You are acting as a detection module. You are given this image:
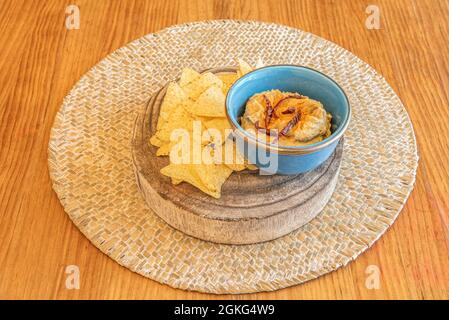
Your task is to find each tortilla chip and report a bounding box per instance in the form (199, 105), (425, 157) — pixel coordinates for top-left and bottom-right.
(246, 163), (259, 171)
(161, 162), (227, 198)
(152, 84), (190, 149)
(161, 163), (211, 194)
(171, 178), (183, 185)
(156, 82), (187, 130)
(194, 163), (233, 198)
(179, 68), (201, 87)
(203, 117), (233, 144)
(217, 72), (239, 94)
(183, 72), (223, 100)
(237, 59), (253, 77)
(188, 86), (226, 118)
(154, 105), (194, 143)
(225, 145), (246, 171)
(255, 57), (265, 69)
(150, 135), (163, 147)
(156, 143), (171, 156)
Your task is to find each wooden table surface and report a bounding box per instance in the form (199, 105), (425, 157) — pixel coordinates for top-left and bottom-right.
(1, 0), (448, 300)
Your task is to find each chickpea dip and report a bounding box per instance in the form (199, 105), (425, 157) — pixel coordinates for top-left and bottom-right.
(241, 90), (332, 146)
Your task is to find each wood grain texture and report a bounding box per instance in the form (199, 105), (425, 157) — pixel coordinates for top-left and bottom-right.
(0, 0), (448, 299)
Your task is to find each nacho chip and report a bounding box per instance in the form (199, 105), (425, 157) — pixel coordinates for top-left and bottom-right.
(161, 162), (226, 198)
(245, 163), (259, 171)
(149, 135), (163, 147)
(161, 163), (212, 195)
(217, 72), (239, 95)
(183, 72), (223, 101)
(226, 163), (247, 172)
(156, 82), (187, 130)
(154, 105), (194, 143)
(151, 84), (190, 150)
(255, 57), (265, 69)
(189, 86), (226, 118)
(224, 143), (247, 171)
(153, 107), (203, 158)
(203, 117), (233, 144)
(193, 163), (233, 198)
(156, 143), (171, 156)
(168, 118), (209, 164)
(237, 59), (253, 77)
(179, 68), (201, 87)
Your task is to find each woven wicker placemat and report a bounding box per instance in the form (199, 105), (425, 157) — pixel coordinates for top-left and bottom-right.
(48, 20), (418, 294)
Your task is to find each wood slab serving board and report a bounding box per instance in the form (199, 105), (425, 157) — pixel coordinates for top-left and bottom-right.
(132, 69), (343, 245)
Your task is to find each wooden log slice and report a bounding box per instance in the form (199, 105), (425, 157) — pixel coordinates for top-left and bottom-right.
(131, 68), (344, 245)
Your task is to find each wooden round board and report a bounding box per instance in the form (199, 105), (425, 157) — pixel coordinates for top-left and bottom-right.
(131, 68), (343, 245)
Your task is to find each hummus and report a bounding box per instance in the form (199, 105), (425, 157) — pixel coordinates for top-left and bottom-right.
(241, 90), (332, 146)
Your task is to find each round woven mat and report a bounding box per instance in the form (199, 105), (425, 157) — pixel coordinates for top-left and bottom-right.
(48, 20), (418, 294)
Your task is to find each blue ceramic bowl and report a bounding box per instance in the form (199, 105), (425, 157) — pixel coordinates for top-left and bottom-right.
(225, 65), (351, 174)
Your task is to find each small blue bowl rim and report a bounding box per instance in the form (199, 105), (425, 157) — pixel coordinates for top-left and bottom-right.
(225, 65), (351, 155)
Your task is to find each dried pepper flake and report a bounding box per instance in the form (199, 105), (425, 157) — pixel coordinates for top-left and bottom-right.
(280, 111), (301, 136)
